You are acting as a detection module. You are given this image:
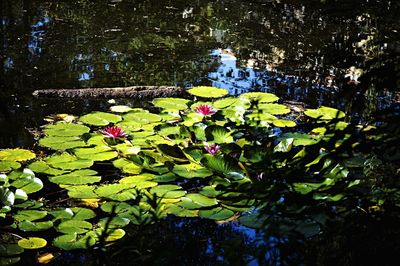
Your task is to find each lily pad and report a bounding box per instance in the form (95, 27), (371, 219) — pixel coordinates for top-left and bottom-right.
(0, 149), (36, 162)
(80, 112), (122, 126)
(166, 204), (199, 217)
(239, 92), (279, 103)
(152, 98), (190, 110)
(11, 176), (43, 194)
(205, 126), (234, 144)
(57, 220), (92, 234)
(46, 153), (94, 170)
(0, 244), (24, 256)
(272, 119), (296, 128)
(95, 184), (137, 201)
(124, 112), (161, 124)
(0, 161), (21, 171)
(187, 86), (228, 98)
(19, 220), (53, 231)
(172, 163), (213, 179)
(49, 170), (101, 185)
(39, 136), (86, 150)
(258, 103), (290, 114)
(74, 146), (118, 161)
(199, 207), (234, 220)
(18, 237), (47, 249)
(53, 233), (96, 250)
(281, 133), (321, 146)
(304, 106), (345, 120)
(149, 185), (186, 199)
(110, 105), (133, 113)
(14, 210), (47, 222)
(43, 123), (90, 137)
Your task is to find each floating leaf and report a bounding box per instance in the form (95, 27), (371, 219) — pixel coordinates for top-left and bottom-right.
(272, 119), (296, 128)
(39, 136), (86, 150)
(0, 244), (24, 256)
(258, 103), (290, 114)
(95, 184), (137, 201)
(199, 207), (234, 220)
(202, 154), (239, 174)
(0, 161), (21, 171)
(124, 112), (161, 124)
(213, 97), (249, 109)
(43, 123), (90, 137)
(281, 133), (321, 146)
(27, 161), (67, 175)
(149, 185), (186, 199)
(74, 146), (117, 161)
(97, 217), (130, 229)
(19, 220), (53, 231)
(103, 228), (126, 242)
(119, 175), (158, 189)
(240, 92), (279, 103)
(0, 149), (35, 162)
(53, 233), (96, 250)
(11, 176), (43, 194)
(304, 106), (345, 120)
(18, 237), (47, 249)
(172, 163), (213, 179)
(187, 86), (228, 98)
(185, 193), (218, 207)
(70, 207), (96, 220)
(205, 126), (234, 144)
(80, 112), (122, 126)
(274, 138), (294, 153)
(166, 204), (199, 217)
(57, 220), (92, 234)
(49, 170), (100, 185)
(152, 98), (190, 110)
(66, 185), (98, 199)
(114, 143), (140, 155)
(116, 121), (142, 132)
(46, 153), (93, 170)
(14, 210), (47, 222)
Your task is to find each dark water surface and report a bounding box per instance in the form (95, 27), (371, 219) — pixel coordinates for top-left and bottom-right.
(1, 0), (399, 265)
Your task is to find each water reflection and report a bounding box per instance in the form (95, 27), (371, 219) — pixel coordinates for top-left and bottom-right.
(0, 0), (398, 146)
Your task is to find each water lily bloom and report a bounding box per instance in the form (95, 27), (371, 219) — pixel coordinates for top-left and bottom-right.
(195, 104), (216, 116)
(101, 126), (128, 139)
(204, 143), (220, 155)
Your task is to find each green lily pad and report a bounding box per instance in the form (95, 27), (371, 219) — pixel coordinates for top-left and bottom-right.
(18, 237), (47, 249)
(80, 112), (122, 126)
(14, 210), (47, 222)
(205, 126), (234, 144)
(199, 207), (234, 220)
(115, 121), (142, 132)
(49, 170), (101, 185)
(97, 217), (130, 229)
(150, 185), (186, 199)
(119, 175), (158, 189)
(11, 176), (43, 194)
(272, 119), (296, 128)
(27, 161), (68, 175)
(103, 228), (126, 242)
(19, 220), (53, 231)
(185, 193), (218, 207)
(49, 208), (74, 220)
(187, 86), (228, 98)
(95, 184), (137, 201)
(152, 98), (190, 110)
(46, 153), (94, 170)
(258, 103), (290, 114)
(114, 143), (141, 155)
(43, 123), (90, 137)
(66, 185), (98, 199)
(70, 207), (97, 220)
(172, 163), (213, 179)
(39, 136), (86, 150)
(124, 112), (161, 124)
(113, 158), (143, 175)
(0, 244), (24, 256)
(0, 149), (36, 162)
(57, 220), (92, 234)
(74, 146), (118, 161)
(240, 92), (279, 103)
(53, 233), (96, 250)
(166, 204), (199, 217)
(304, 106), (345, 120)
(201, 154), (239, 174)
(0, 161), (21, 171)
(281, 133), (321, 146)
(213, 97), (248, 109)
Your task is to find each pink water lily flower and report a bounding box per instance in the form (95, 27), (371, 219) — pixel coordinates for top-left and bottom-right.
(101, 126), (128, 139)
(204, 143), (220, 156)
(195, 104), (216, 116)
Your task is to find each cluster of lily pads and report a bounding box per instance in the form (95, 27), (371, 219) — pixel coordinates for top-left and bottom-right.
(0, 86), (354, 264)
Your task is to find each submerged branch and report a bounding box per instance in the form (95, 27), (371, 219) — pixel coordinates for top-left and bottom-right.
(32, 86), (186, 99)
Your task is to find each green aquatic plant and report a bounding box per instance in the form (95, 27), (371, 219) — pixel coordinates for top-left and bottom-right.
(2, 86), (394, 265)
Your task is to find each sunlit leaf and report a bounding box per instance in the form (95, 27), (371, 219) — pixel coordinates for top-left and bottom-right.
(0, 149), (36, 162)
(152, 98), (190, 110)
(53, 233), (96, 250)
(187, 86), (228, 98)
(18, 237), (47, 249)
(49, 170), (100, 185)
(39, 136), (86, 150)
(80, 112), (122, 126)
(19, 220), (53, 231)
(239, 92), (279, 103)
(304, 106), (345, 120)
(172, 163), (213, 179)
(43, 123), (90, 137)
(46, 153), (93, 170)
(57, 220), (92, 234)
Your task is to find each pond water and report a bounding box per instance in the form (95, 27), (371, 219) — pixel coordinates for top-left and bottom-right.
(1, 0), (399, 265)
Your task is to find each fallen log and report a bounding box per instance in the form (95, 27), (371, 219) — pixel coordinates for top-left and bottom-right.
(32, 86), (186, 99)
